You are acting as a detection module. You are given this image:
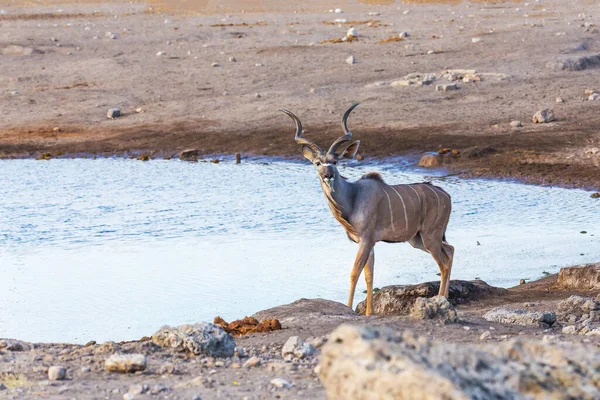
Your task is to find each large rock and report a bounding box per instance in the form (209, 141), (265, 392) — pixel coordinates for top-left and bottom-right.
(152, 322), (235, 357)
(253, 298), (355, 322)
(0, 339), (31, 351)
(417, 152), (442, 167)
(411, 296), (458, 323)
(319, 324), (600, 400)
(532, 109), (555, 123)
(105, 354), (147, 373)
(558, 295), (600, 314)
(179, 149), (199, 161)
(555, 263), (600, 290)
(356, 280), (505, 315)
(483, 308), (556, 327)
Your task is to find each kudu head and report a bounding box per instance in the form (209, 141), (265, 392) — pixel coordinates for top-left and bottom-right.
(280, 103), (361, 192)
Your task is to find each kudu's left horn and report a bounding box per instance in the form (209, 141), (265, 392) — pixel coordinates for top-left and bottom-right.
(327, 103), (360, 156)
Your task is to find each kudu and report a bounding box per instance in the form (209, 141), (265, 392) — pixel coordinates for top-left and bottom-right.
(280, 104), (454, 316)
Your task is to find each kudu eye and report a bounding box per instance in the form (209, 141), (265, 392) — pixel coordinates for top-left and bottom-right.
(315, 161), (321, 166)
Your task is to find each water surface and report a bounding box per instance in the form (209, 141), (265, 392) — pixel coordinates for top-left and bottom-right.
(1, 159), (598, 343)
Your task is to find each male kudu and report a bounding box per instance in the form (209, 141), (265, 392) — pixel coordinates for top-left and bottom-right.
(280, 104), (454, 316)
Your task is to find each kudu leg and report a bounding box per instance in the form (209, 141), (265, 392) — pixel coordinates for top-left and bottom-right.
(423, 236), (453, 298)
(363, 250), (375, 316)
(347, 241), (374, 312)
(441, 243), (454, 297)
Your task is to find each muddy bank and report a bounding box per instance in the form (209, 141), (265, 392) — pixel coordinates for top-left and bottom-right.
(1, 263), (600, 399)
(1, 0), (600, 188)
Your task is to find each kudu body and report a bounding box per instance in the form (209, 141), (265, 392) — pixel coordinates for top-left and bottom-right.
(280, 104), (454, 316)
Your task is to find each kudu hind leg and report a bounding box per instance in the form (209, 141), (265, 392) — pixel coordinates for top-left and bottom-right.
(423, 234), (452, 298)
(347, 241), (374, 312)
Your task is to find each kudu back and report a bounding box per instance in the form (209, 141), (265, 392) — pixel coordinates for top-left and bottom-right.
(280, 104), (454, 316)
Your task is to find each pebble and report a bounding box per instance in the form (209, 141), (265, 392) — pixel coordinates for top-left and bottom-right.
(255, 93), (261, 98)
(510, 120), (523, 128)
(151, 384), (169, 395)
(591, 193), (600, 199)
(10, 90), (19, 95)
(347, 27), (358, 38)
(211, 62), (220, 67)
(81, 367), (91, 373)
(53, 127), (61, 132)
(156, 51), (165, 56)
(556, 97), (564, 103)
(48, 366), (67, 381)
(123, 394), (135, 400)
(589, 93), (599, 101)
(427, 50), (434, 55)
(480, 331), (492, 341)
(135, 108), (143, 113)
(192, 396), (202, 400)
(346, 55), (356, 65)
(0, 383), (5, 390)
(335, 8), (343, 14)
(128, 384), (149, 395)
(107, 108), (121, 119)
(229, 57), (237, 62)
(270, 378), (292, 389)
(471, 37), (483, 43)
(435, 83), (458, 92)
(282, 336), (302, 357)
(399, 31), (409, 38)
(243, 356), (261, 368)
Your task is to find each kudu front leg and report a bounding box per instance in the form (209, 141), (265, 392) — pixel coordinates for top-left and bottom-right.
(347, 241), (375, 312)
(363, 250), (375, 316)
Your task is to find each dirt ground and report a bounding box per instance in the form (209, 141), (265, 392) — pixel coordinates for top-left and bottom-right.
(1, 0), (600, 188)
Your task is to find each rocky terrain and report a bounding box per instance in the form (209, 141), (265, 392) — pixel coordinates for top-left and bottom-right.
(1, 0), (600, 189)
(1, 263), (600, 399)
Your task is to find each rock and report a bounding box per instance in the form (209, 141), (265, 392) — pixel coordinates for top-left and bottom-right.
(435, 83), (458, 92)
(555, 263), (600, 290)
(105, 354), (147, 373)
(2, 45), (41, 56)
(229, 57), (236, 62)
(107, 108), (121, 119)
(460, 146), (496, 159)
(294, 343), (318, 359)
(510, 120), (523, 128)
(81, 366), (91, 373)
(347, 27), (358, 38)
(150, 384), (169, 394)
(556, 97), (564, 103)
(471, 37), (483, 43)
(548, 54), (600, 71)
(346, 55), (355, 65)
(356, 280), (505, 315)
(417, 152), (442, 167)
(0, 383), (5, 390)
(558, 295), (600, 313)
(562, 325), (578, 335)
(48, 366), (67, 381)
(243, 356), (261, 368)
(591, 192), (600, 199)
(399, 31), (409, 38)
(532, 109), (555, 123)
(270, 378), (292, 389)
(483, 308), (556, 327)
(319, 324), (600, 400)
(156, 51), (166, 56)
(281, 336), (303, 357)
(211, 62), (219, 67)
(411, 296), (458, 323)
(0, 339), (31, 351)
(152, 322), (235, 357)
(128, 384), (149, 395)
(479, 331), (491, 340)
(253, 298), (355, 324)
(589, 93), (599, 101)
(214, 316), (282, 336)
(123, 394), (135, 400)
(179, 148), (199, 161)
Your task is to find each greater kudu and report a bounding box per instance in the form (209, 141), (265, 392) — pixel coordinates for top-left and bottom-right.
(280, 104), (454, 316)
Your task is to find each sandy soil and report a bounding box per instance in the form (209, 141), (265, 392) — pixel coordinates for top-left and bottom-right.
(1, 0), (600, 188)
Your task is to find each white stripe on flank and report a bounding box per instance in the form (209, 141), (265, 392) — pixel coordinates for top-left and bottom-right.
(408, 184), (421, 204)
(422, 184), (440, 220)
(381, 187), (395, 233)
(390, 186), (409, 231)
(410, 184), (426, 217)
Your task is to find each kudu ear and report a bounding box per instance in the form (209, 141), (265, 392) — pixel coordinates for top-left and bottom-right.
(301, 145), (318, 162)
(340, 140), (360, 159)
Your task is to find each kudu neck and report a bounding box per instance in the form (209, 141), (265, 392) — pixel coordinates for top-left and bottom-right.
(321, 170), (353, 208)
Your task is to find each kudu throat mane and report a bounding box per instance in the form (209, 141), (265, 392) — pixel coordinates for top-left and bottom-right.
(323, 187), (357, 237)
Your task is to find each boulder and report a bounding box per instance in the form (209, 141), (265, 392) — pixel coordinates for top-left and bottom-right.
(107, 108), (121, 119)
(152, 322), (235, 357)
(558, 295), (600, 313)
(417, 152), (442, 167)
(105, 354), (147, 373)
(411, 296), (458, 323)
(179, 149), (199, 161)
(48, 366), (67, 381)
(356, 280), (506, 315)
(252, 298), (355, 322)
(319, 325), (600, 400)
(0, 339), (31, 351)
(483, 308), (556, 327)
(532, 109), (555, 123)
(555, 263), (600, 290)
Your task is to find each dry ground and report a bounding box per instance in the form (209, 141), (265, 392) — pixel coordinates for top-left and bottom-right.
(1, 0), (600, 187)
